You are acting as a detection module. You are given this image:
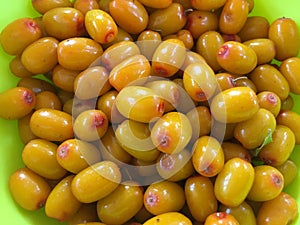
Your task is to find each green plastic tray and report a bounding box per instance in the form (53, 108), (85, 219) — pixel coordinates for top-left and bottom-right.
(0, 1), (299, 224)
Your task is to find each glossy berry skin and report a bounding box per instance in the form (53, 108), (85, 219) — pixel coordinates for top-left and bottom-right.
(204, 212), (240, 225)
(192, 136), (224, 177)
(30, 108), (74, 142)
(214, 157), (254, 207)
(233, 108), (276, 149)
(143, 212), (192, 225)
(152, 39), (186, 77)
(0, 87), (36, 120)
(9, 167), (51, 211)
(216, 41), (257, 75)
(57, 37), (103, 71)
(219, 201), (256, 225)
(185, 175), (218, 222)
(144, 181), (185, 215)
(56, 138), (101, 174)
(258, 125), (296, 166)
(268, 17), (300, 61)
(109, 0), (148, 34)
(183, 61), (218, 102)
(43, 7), (86, 40)
(0, 18), (42, 55)
(71, 161), (121, 203)
(210, 87), (259, 123)
(45, 175), (82, 222)
(115, 86), (165, 123)
(73, 109), (109, 142)
(247, 165), (284, 202)
(85, 9), (118, 44)
(257, 192), (298, 225)
(22, 139), (67, 179)
(97, 181), (144, 225)
(151, 112), (192, 154)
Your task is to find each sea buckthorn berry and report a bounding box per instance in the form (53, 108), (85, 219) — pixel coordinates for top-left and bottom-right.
(57, 37), (103, 71)
(100, 125), (132, 164)
(109, 0), (148, 34)
(219, 0), (249, 34)
(31, 0), (73, 14)
(43, 7), (86, 40)
(30, 108), (74, 142)
(185, 10), (219, 39)
(233, 108), (276, 150)
(138, 0), (172, 9)
(52, 65), (80, 93)
(0, 18), (42, 55)
(144, 181), (185, 215)
(73, 109), (109, 142)
(73, 0), (100, 15)
(183, 61), (218, 102)
(0, 87), (36, 120)
(214, 73), (236, 91)
(151, 112), (192, 154)
(204, 212), (240, 225)
(249, 64), (290, 101)
(145, 80), (181, 113)
(17, 77), (56, 94)
(185, 175), (218, 222)
(221, 142), (251, 162)
(210, 87), (259, 123)
(186, 106), (212, 143)
(268, 17), (300, 61)
(96, 90), (126, 124)
(143, 212), (192, 225)
(243, 38), (276, 65)
(238, 16), (270, 42)
(190, 0), (226, 11)
(216, 41), (257, 75)
(109, 54), (151, 91)
(280, 57), (300, 94)
(45, 175), (82, 221)
(147, 3), (187, 37)
(115, 119), (160, 162)
(101, 40), (141, 71)
(66, 203), (99, 225)
(56, 138), (101, 174)
(137, 30), (162, 60)
(85, 9), (118, 44)
(275, 160), (298, 187)
(9, 167), (51, 211)
(71, 161), (121, 203)
(18, 112), (38, 144)
(35, 91), (62, 110)
(233, 76), (257, 93)
(97, 181), (144, 225)
(152, 39), (186, 77)
(258, 125), (296, 166)
(257, 91), (281, 117)
(276, 110), (300, 144)
(196, 31), (224, 72)
(247, 165), (284, 202)
(257, 192), (298, 225)
(74, 66), (111, 100)
(192, 136), (224, 177)
(22, 139), (67, 179)
(115, 86), (165, 123)
(156, 149), (194, 182)
(219, 202), (256, 225)
(214, 158), (254, 207)
(9, 55), (33, 78)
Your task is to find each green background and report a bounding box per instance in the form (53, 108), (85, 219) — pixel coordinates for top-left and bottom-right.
(0, 0), (299, 224)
